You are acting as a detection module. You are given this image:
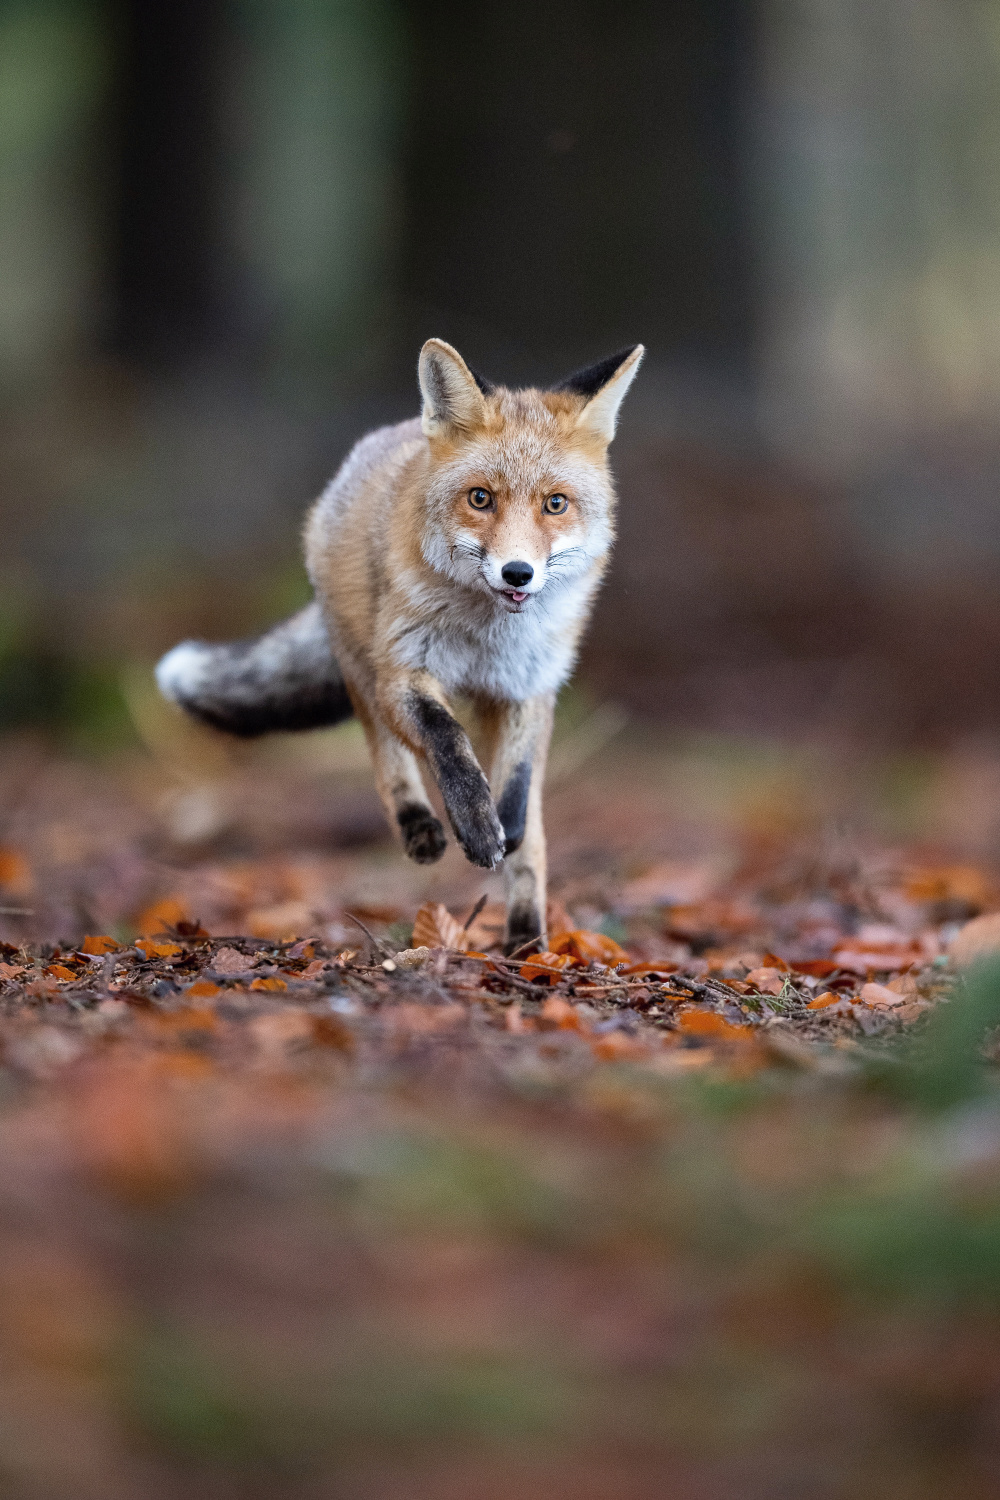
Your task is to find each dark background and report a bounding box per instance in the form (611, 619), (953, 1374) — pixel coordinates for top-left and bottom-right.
(2, 0), (999, 745)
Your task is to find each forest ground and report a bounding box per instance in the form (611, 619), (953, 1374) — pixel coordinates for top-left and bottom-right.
(2, 702), (1000, 1498)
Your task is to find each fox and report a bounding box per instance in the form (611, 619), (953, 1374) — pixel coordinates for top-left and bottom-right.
(156, 338), (644, 953)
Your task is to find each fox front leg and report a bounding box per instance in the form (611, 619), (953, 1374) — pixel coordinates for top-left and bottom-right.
(350, 694), (448, 864)
(381, 671), (506, 870)
(481, 694), (554, 954)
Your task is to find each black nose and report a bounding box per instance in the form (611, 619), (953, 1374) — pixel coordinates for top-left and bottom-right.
(501, 561), (534, 588)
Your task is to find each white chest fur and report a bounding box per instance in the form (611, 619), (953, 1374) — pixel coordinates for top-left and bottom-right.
(389, 577), (588, 702)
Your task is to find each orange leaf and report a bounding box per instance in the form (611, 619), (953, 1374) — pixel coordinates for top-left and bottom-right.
(185, 979), (221, 998)
(82, 934), (118, 956)
(591, 1031), (651, 1061)
(621, 961), (678, 977)
(135, 897), (187, 936)
(0, 848), (31, 893)
(549, 929), (629, 966)
(860, 981), (904, 1009)
(676, 1009), (753, 1040)
(520, 951), (575, 982)
(540, 995), (587, 1031)
(45, 964), (78, 981)
(806, 991), (840, 1009)
(411, 902), (468, 951)
(761, 951), (791, 972)
(135, 937), (182, 960)
(250, 976), (287, 992)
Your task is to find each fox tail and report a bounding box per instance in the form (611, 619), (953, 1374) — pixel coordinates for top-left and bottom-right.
(155, 600), (353, 738)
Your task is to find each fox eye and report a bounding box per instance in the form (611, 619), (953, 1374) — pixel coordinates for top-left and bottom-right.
(468, 487), (492, 510)
(543, 493), (569, 515)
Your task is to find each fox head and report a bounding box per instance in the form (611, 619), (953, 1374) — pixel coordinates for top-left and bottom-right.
(417, 338), (643, 613)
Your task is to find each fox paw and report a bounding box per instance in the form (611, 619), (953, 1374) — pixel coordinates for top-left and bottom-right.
(397, 804), (447, 864)
(453, 803), (506, 871)
(504, 902), (542, 955)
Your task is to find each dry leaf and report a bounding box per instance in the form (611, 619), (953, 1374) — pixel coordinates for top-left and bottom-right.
(250, 976), (287, 992)
(0, 848), (32, 894)
(135, 938), (182, 960)
(859, 982), (905, 1009)
(82, 935), (118, 956)
(44, 964), (78, 981)
(185, 979), (221, 998)
(411, 902), (468, 951)
(135, 897), (187, 936)
(676, 1009), (753, 1040)
(520, 951), (575, 982)
(745, 966), (786, 996)
(806, 991), (839, 1010)
(0, 962), (24, 981)
(211, 947), (257, 974)
(549, 930), (628, 965)
(539, 996), (587, 1031)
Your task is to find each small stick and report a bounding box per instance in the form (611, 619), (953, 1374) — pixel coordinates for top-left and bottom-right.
(0, 908), (34, 917)
(344, 911), (392, 958)
(462, 893), (488, 933)
(505, 935), (544, 960)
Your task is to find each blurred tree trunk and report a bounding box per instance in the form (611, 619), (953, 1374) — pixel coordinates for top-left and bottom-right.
(397, 0), (754, 377)
(108, 0), (226, 361)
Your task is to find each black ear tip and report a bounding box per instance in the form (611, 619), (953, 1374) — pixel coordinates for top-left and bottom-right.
(553, 345), (643, 399)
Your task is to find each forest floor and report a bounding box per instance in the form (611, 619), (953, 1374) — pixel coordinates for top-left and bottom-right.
(2, 707), (1000, 1498)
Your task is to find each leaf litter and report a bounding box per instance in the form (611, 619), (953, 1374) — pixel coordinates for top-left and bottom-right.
(0, 738), (1000, 1496)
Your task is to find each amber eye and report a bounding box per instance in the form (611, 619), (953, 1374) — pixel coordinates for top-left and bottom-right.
(468, 487), (492, 510)
(543, 493), (569, 515)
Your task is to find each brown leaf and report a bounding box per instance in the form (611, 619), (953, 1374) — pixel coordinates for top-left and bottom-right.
(135, 938), (182, 960)
(0, 962), (24, 981)
(211, 946), (257, 974)
(745, 966), (786, 996)
(859, 982), (904, 1009)
(135, 897), (187, 936)
(411, 902), (468, 951)
(250, 976), (287, 992)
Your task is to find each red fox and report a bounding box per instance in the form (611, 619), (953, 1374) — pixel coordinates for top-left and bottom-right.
(156, 339), (644, 952)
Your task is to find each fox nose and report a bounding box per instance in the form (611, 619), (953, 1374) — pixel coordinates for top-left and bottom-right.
(501, 561), (534, 588)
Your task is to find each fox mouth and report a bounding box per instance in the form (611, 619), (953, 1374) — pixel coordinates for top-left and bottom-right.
(492, 585), (531, 612)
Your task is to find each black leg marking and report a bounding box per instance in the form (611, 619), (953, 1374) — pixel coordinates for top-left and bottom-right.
(496, 759), (531, 855)
(397, 802), (447, 865)
(504, 901), (542, 956)
(409, 694), (505, 869)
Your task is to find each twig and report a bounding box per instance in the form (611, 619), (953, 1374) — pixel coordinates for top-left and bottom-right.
(462, 893), (488, 932)
(343, 911), (393, 958)
(0, 907), (34, 917)
(505, 935), (544, 960)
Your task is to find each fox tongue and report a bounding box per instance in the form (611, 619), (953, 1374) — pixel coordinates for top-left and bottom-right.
(510, 591), (528, 603)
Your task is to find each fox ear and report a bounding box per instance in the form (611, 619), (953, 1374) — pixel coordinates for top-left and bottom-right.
(418, 339), (487, 438)
(555, 344), (645, 443)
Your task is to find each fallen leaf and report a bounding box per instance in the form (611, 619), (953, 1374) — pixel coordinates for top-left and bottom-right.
(211, 947), (257, 974)
(82, 934), (118, 956)
(549, 930), (629, 965)
(0, 848), (32, 894)
(44, 964), (78, 981)
(135, 897), (188, 936)
(859, 982), (904, 1009)
(676, 1009), (753, 1040)
(620, 961), (678, 977)
(794, 959), (840, 978)
(0, 962), (25, 981)
(135, 938), (182, 960)
(540, 996), (587, 1031)
(745, 967), (786, 996)
(807, 991), (839, 1009)
(392, 947), (433, 970)
(411, 902), (468, 951)
(520, 951), (576, 982)
(591, 1031), (651, 1061)
(185, 979), (221, 998)
(250, 976), (287, 992)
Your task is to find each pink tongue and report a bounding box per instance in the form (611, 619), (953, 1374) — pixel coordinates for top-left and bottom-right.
(510, 591), (528, 603)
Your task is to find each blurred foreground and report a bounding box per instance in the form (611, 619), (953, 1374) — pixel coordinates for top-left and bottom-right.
(2, 720), (1000, 1496)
